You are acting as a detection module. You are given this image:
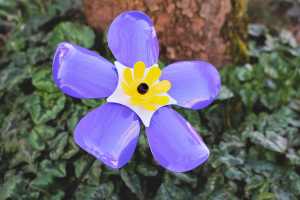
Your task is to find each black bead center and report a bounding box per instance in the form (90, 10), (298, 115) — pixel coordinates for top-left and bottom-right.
(137, 83), (149, 94)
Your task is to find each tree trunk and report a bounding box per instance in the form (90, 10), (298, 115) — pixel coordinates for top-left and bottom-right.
(83, 0), (249, 68)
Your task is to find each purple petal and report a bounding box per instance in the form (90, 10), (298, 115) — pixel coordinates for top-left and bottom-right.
(161, 61), (221, 110)
(74, 103), (141, 169)
(52, 42), (118, 99)
(146, 106), (209, 172)
(107, 11), (159, 68)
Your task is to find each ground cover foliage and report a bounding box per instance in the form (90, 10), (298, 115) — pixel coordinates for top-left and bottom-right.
(0, 1), (300, 200)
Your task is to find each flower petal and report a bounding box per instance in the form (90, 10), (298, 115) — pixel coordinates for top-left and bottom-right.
(150, 96), (169, 105)
(74, 103), (141, 169)
(153, 80), (171, 94)
(160, 61), (221, 110)
(146, 106), (209, 172)
(53, 42), (118, 99)
(107, 11), (159, 68)
(123, 68), (133, 86)
(134, 61), (146, 79)
(144, 67), (161, 85)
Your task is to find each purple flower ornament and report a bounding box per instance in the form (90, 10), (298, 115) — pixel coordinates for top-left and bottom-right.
(52, 11), (221, 172)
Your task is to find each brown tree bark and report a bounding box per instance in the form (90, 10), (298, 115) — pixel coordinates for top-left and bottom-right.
(83, 0), (249, 68)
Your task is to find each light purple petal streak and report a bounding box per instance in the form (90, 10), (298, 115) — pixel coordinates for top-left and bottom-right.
(146, 106), (209, 172)
(160, 61), (221, 110)
(74, 103), (141, 169)
(52, 42), (118, 99)
(107, 11), (159, 68)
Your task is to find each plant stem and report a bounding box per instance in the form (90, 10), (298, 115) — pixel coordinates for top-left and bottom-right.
(67, 156), (96, 199)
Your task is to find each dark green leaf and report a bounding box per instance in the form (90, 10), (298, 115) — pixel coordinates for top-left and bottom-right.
(172, 172), (197, 187)
(27, 47), (50, 65)
(120, 169), (143, 198)
(217, 86), (234, 100)
(29, 174), (54, 195)
(0, 175), (29, 200)
(61, 137), (79, 159)
(81, 98), (105, 108)
(155, 183), (187, 200)
(255, 192), (277, 200)
(225, 167), (246, 180)
(246, 131), (287, 153)
(136, 162), (158, 177)
(290, 179), (300, 196)
(32, 67), (60, 93)
(47, 22), (95, 52)
(75, 159), (102, 185)
(19, 139), (40, 164)
(38, 160), (66, 177)
(27, 93), (66, 124)
(75, 182), (114, 200)
(271, 185), (297, 200)
(67, 105), (87, 133)
(236, 66), (253, 81)
(47, 132), (68, 160)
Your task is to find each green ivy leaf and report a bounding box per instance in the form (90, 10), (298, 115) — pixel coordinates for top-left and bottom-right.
(61, 137), (79, 159)
(236, 66), (253, 81)
(244, 175), (267, 196)
(32, 67), (60, 93)
(172, 172), (197, 188)
(260, 92), (281, 110)
(67, 105), (87, 133)
(38, 160), (66, 178)
(75, 182), (114, 200)
(19, 139), (40, 164)
(136, 162), (158, 177)
(29, 174), (54, 195)
(120, 169), (143, 198)
(288, 118), (300, 127)
(81, 98), (105, 108)
(248, 24), (266, 37)
(1, 113), (21, 139)
(27, 93), (66, 124)
(28, 124), (56, 151)
(290, 179), (300, 196)
(75, 159), (102, 186)
(217, 86), (234, 100)
(47, 132), (68, 160)
(286, 154), (300, 165)
(270, 185), (297, 200)
(27, 9), (56, 30)
(225, 167), (246, 180)
(210, 153), (244, 168)
(246, 131), (287, 153)
(0, 175), (29, 200)
(256, 193), (277, 200)
(208, 188), (239, 200)
(27, 47), (50, 65)
(204, 172), (224, 194)
(0, 66), (27, 91)
(156, 183), (187, 200)
(279, 30), (298, 48)
(28, 129), (45, 151)
(101, 166), (120, 182)
(47, 22), (95, 53)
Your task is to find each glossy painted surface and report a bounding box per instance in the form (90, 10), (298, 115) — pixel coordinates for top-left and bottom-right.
(107, 11), (159, 68)
(74, 103), (141, 169)
(146, 106), (210, 172)
(160, 61), (221, 110)
(52, 42), (118, 99)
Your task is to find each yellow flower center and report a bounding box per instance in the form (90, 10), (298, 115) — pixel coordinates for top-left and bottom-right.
(121, 61), (171, 111)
